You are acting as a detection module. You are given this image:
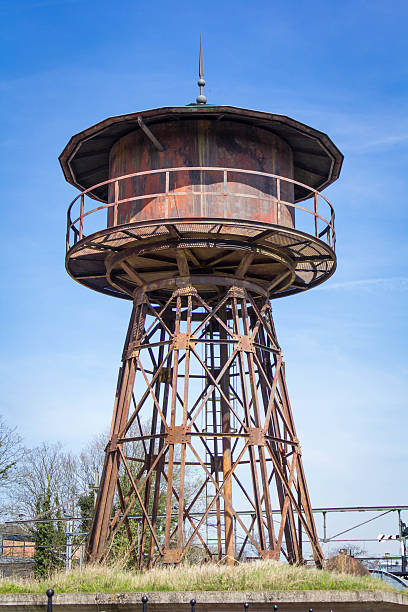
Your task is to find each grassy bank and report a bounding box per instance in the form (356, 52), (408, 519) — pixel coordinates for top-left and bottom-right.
(0, 561), (394, 594)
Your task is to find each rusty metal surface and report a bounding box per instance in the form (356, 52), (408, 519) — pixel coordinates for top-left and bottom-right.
(107, 122), (294, 228)
(86, 282), (324, 568)
(59, 105), (343, 203)
(64, 167), (336, 301)
(65, 227), (335, 302)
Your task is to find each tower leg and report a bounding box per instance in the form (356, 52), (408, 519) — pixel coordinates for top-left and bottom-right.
(86, 300), (146, 562)
(86, 282), (324, 568)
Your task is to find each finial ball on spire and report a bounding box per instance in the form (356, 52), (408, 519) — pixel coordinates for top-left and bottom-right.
(194, 34), (207, 104)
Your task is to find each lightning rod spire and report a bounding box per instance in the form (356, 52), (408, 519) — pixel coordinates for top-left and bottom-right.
(196, 34), (207, 104)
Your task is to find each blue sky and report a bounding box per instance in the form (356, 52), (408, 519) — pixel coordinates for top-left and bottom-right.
(1, 0), (407, 556)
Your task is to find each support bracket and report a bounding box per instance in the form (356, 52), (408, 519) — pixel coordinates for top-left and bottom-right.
(233, 333), (255, 353)
(248, 427), (266, 446)
(167, 426), (191, 445)
(172, 333), (196, 350)
(162, 549), (182, 564)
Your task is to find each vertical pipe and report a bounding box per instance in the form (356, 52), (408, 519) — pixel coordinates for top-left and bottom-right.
(177, 294), (192, 550)
(165, 171), (169, 215)
(113, 181), (119, 226)
(164, 295), (181, 551)
(208, 319), (222, 560)
(314, 193), (318, 239)
(79, 194), (84, 239)
(66, 210), (70, 252)
(219, 302), (234, 564)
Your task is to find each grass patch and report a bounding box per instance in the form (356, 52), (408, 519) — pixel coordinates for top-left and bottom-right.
(0, 561), (396, 594)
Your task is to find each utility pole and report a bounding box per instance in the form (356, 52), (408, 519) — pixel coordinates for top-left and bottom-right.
(65, 516), (73, 572)
(93, 470), (100, 507)
(398, 510), (407, 576)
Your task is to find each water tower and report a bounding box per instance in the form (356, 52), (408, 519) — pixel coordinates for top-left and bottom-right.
(60, 46), (342, 568)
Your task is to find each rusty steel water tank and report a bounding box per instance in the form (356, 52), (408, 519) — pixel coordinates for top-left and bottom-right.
(107, 118), (295, 228)
(60, 104), (342, 300)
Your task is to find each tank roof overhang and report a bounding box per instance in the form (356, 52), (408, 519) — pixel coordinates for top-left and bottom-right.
(59, 105), (343, 202)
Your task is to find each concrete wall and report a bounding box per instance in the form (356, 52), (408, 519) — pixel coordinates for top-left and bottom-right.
(0, 590), (407, 612)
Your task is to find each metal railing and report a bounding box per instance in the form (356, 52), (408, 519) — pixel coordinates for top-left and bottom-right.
(66, 167), (336, 252)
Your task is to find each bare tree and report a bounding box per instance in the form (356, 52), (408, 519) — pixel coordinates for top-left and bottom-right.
(329, 543), (368, 558)
(0, 415), (23, 485)
(0, 415), (24, 519)
(77, 432), (107, 492)
(8, 442), (81, 519)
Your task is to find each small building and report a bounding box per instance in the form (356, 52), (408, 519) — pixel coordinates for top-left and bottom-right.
(0, 524), (35, 578)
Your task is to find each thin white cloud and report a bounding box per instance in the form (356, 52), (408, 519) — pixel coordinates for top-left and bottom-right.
(345, 132), (408, 153)
(276, 103), (408, 154)
(317, 277), (408, 291)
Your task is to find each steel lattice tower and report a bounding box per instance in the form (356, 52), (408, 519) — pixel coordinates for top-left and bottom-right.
(60, 58), (342, 567)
